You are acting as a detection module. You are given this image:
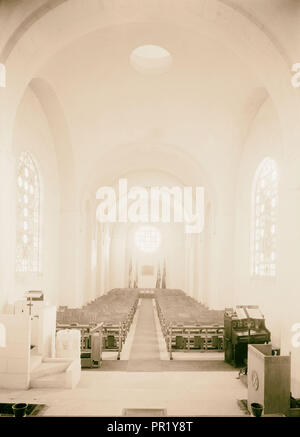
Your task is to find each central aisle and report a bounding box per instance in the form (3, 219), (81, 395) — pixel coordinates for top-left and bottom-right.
(99, 296), (232, 372)
(127, 298), (162, 371)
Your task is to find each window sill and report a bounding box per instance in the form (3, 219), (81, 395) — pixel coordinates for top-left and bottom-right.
(250, 274), (277, 281)
(15, 271), (43, 278)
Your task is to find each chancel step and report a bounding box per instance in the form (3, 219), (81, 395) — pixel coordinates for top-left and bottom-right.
(30, 372), (70, 389)
(30, 358), (80, 389)
(31, 360), (71, 379)
(30, 354), (42, 372)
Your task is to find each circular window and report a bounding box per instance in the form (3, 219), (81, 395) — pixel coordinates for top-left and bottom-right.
(135, 226), (161, 253)
(130, 44), (172, 74)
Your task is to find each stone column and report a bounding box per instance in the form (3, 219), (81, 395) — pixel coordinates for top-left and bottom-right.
(194, 232), (204, 303)
(59, 210), (81, 307)
(0, 148), (16, 312)
(207, 212), (235, 310)
(184, 233), (192, 296)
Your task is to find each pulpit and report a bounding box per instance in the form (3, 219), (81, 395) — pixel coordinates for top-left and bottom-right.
(248, 344), (291, 415)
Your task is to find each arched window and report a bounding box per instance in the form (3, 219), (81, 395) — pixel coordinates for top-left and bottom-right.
(251, 157), (278, 277)
(16, 152), (41, 272)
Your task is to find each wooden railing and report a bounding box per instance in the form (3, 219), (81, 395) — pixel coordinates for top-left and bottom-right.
(155, 299), (224, 360)
(56, 321), (126, 366)
(167, 324), (224, 360)
(56, 295), (139, 367)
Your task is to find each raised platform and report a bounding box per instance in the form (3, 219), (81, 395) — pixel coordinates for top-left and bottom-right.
(30, 358), (81, 389)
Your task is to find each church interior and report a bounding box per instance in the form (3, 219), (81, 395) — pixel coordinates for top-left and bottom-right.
(0, 0), (300, 417)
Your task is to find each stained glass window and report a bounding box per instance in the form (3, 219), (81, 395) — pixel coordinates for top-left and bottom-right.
(135, 226), (161, 253)
(251, 157), (278, 277)
(16, 152), (41, 272)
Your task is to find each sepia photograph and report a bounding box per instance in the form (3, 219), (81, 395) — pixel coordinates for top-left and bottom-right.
(0, 0), (300, 425)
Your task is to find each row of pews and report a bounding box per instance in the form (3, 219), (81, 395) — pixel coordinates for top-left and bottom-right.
(56, 289), (139, 367)
(155, 289), (224, 359)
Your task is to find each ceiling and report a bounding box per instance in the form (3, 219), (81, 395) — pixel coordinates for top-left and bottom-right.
(37, 21), (265, 186)
(5, 0), (297, 205)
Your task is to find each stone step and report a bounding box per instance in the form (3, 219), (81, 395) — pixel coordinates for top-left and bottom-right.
(31, 361), (70, 379)
(30, 358), (81, 389)
(30, 354), (42, 372)
(30, 372), (68, 389)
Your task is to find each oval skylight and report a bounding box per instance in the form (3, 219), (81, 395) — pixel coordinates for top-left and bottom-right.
(130, 45), (172, 75)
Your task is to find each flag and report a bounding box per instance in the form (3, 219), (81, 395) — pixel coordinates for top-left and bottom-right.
(162, 259), (166, 289)
(128, 258), (133, 288)
(134, 260), (139, 288)
(156, 263), (161, 289)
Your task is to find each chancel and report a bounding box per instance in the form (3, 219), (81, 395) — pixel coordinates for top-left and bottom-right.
(0, 0), (300, 418)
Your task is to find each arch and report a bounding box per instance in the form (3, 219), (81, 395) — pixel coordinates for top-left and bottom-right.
(218, 0), (291, 65)
(29, 77), (76, 211)
(250, 157), (279, 277)
(82, 141), (217, 217)
(1, 0), (298, 165)
(0, 0), (291, 67)
(0, 1), (68, 63)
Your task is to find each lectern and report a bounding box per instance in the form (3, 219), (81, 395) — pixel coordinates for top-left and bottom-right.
(248, 344), (291, 415)
(14, 290), (44, 316)
(14, 291), (56, 357)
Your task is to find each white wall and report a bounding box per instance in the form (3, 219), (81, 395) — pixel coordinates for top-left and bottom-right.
(1, 0), (300, 397)
(0, 315), (31, 389)
(234, 96), (300, 396)
(12, 87), (60, 306)
(234, 97), (282, 344)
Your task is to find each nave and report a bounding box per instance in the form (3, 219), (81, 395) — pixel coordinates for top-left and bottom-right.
(1, 0), (300, 418)
(0, 291), (248, 417)
(56, 288), (230, 370)
(82, 293), (234, 373)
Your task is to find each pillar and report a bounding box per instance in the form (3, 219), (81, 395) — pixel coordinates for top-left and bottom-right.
(0, 148), (16, 312)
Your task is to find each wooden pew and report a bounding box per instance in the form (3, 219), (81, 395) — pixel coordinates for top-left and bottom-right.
(155, 289), (224, 359)
(56, 288), (139, 366)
